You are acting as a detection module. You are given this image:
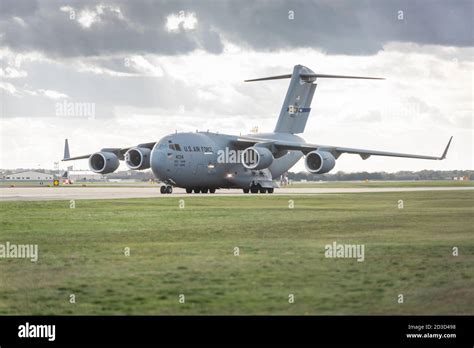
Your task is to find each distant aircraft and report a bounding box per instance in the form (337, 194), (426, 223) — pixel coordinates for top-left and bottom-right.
(62, 65), (452, 194)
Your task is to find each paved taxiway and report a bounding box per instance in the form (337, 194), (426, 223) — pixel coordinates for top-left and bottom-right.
(1, 186), (473, 201)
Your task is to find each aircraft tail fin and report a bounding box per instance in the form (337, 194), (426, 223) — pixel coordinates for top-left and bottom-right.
(245, 65), (384, 134)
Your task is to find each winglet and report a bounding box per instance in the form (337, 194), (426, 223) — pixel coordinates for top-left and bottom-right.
(440, 136), (453, 160)
(63, 139), (70, 160)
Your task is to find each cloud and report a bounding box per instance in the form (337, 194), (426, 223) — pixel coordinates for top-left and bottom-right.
(34, 89), (69, 100)
(1, 41), (472, 169)
(165, 11), (198, 32)
(0, 1), (472, 171)
(0, 81), (19, 95)
(0, 0), (223, 57)
(0, 0), (472, 58)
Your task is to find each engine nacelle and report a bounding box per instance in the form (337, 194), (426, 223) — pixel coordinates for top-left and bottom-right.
(89, 152), (120, 174)
(125, 147), (151, 170)
(305, 150), (336, 174)
(241, 146), (274, 170)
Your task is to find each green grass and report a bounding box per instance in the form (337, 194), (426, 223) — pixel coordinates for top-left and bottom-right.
(287, 180), (474, 188)
(0, 191), (473, 315)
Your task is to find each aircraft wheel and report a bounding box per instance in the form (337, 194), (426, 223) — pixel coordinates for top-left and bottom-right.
(209, 188), (216, 193)
(243, 188), (250, 194)
(194, 188), (201, 194)
(160, 185), (167, 194)
(267, 188), (274, 194)
(250, 186), (258, 194)
(186, 188), (192, 194)
(166, 186), (173, 194)
(259, 187), (267, 193)
(202, 188), (209, 194)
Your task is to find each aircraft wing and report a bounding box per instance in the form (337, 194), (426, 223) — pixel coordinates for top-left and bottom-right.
(62, 154), (92, 161)
(61, 139), (157, 161)
(233, 136), (453, 161)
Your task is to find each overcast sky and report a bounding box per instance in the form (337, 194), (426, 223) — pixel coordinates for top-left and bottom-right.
(1, 0), (472, 172)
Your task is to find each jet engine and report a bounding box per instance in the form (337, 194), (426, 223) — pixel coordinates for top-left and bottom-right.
(125, 147), (151, 170)
(89, 152), (120, 174)
(241, 146), (274, 170)
(305, 150), (336, 174)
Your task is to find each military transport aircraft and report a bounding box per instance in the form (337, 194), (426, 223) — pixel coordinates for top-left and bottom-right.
(62, 65), (452, 194)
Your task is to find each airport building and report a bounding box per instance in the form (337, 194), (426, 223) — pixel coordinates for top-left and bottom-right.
(3, 171), (54, 181)
(66, 170), (105, 182)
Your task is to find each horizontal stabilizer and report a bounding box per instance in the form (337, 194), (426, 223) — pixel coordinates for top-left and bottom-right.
(245, 72), (384, 83)
(244, 74), (292, 82)
(301, 73), (384, 80)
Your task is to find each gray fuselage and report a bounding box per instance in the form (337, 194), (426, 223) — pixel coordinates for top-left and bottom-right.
(151, 132), (304, 189)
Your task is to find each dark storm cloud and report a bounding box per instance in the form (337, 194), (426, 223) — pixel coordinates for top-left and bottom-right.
(0, 0), (220, 57)
(0, 0), (472, 57)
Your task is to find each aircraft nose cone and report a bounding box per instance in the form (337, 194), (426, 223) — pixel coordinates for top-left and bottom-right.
(151, 148), (168, 180)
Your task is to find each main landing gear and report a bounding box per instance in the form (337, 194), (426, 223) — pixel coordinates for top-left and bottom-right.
(160, 185), (173, 194)
(243, 184), (274, 194)
(186, 188), (217, 194)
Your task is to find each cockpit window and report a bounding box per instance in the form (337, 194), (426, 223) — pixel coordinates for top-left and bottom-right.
(168, 144), (182, 151)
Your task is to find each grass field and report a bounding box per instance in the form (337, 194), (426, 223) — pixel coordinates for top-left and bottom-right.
(287, 180), (474, 188)
(0, 191), (473, 315)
